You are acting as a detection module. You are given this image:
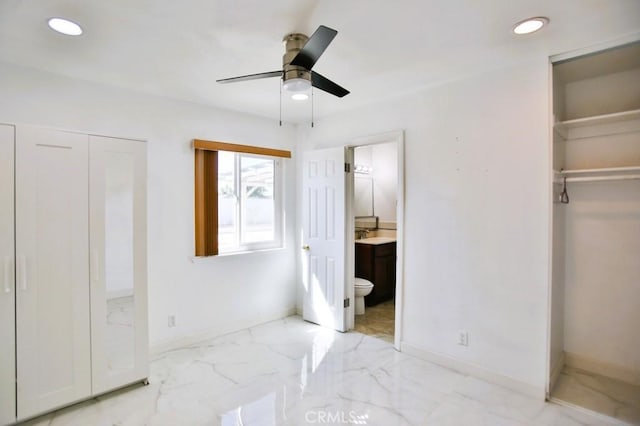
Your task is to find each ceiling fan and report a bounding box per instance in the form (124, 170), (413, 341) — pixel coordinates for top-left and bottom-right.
(217, 25), (350, 99)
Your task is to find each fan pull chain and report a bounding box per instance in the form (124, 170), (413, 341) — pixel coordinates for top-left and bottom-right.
(279, 79), (282, 127)
(311, 87), (314, 128)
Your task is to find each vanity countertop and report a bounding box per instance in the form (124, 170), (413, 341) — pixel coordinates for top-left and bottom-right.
(355, 237), (396, 245)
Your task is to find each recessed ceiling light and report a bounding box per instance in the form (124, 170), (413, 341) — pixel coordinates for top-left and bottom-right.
(48, 17), (83, 36)
(291, 93), (309, 101)
(512, 17), (549, 35)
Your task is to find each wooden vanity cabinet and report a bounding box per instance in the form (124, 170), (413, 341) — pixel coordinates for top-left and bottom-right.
(355, 241), (396, 306)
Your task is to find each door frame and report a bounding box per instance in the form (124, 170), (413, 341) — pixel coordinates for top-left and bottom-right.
(346, 130), (404, 350)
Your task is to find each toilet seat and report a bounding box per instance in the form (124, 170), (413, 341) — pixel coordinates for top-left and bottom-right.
(354, 277), (373, 288)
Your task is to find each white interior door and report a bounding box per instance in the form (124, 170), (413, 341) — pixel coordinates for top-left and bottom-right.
(15, 126), (91, 420)
(89, 135), (148, 395)
(302, 147), (347, 332)
(0, 124), (16, 425)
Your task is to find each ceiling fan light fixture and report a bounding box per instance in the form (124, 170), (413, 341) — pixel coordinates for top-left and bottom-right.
(512, 17), (549, 35)
(47, 17), (83, 36)
(291, 93), (309, 101)
(282, 77), (311, 92)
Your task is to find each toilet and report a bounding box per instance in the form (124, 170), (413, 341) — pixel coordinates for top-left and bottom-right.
(354, 278), (374, 315)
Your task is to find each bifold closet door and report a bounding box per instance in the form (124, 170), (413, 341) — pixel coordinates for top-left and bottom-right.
(15, 126), (91, 420)
(0, 124), (15, 426)
(89, 135), (148, 395)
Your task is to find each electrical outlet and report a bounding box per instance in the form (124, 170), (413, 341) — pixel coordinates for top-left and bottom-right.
(168, 315), (176, 328)
(457, 330), (469, 346)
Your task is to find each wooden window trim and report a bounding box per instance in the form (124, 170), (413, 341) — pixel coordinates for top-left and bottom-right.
(193, 139), (291, 256)
(194, 149), (218, 256)
(193, 139), (291, 159)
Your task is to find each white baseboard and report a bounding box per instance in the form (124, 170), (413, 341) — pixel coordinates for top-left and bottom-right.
(549, 351), (566, 394)
(150, 307), (297, 355)
(401, 342), (546, 400)
(565, 352), (640, 386)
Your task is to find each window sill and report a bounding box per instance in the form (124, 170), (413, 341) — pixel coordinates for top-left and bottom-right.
(190, 246), (285, 263)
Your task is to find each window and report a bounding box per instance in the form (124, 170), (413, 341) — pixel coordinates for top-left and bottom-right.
(193, 139), (290, 256)
(218, 151), (281, 252)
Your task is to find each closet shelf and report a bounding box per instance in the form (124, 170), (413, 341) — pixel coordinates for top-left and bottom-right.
(555, 166), (640, 182)
(554, 109), (640, 140)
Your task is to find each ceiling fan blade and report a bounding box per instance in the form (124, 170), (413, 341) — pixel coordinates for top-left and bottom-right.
(290, 25), (338, 70)
(217, 70), (282, 84)
(311, 71), (350, 97)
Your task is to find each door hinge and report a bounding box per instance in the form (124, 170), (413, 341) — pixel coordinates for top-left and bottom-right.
(344, 163), (351, 173)
(344, 298), (350, 308)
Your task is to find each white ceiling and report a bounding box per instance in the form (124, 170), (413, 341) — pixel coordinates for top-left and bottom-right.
(0, 0), (639, 123)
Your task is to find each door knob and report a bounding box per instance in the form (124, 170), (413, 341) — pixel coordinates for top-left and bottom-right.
(302, 245), (310, 251)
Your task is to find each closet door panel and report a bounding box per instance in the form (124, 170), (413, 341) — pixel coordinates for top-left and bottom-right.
(89, 135), (147, 395)
(15, 126), (90, 420)
(0, 124), (15, 426)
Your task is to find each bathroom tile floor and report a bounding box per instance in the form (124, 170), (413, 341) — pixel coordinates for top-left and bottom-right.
(551, 366), (640, 425)
(23, 316), (620, 425)
(354, 299), (395, 343)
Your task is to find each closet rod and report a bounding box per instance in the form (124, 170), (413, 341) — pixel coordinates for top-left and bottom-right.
(564, 174), (640, 183)
(560, 165), (640, 175)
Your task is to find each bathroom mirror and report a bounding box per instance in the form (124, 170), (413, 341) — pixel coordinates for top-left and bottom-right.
(104, 151), (136, 374)
(354, 176), (374, 217)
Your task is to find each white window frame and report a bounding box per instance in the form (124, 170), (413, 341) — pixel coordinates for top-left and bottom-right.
(218, 152), (284, 254)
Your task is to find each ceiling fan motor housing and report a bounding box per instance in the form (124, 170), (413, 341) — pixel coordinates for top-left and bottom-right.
(282, 33), (311, 84)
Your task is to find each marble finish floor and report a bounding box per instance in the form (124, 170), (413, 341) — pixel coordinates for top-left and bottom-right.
(551, 366), (640, 425)
(23, 316), (619, 425)
(354, 300), (395, 343)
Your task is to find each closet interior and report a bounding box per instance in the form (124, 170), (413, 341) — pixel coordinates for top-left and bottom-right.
(549, 42), (640, 423)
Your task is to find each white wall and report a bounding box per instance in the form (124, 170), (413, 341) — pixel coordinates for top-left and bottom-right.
(549, 130), (567, 389)
(0, 61), (298, 349)
(371, 142), (397, 223)
(354, 146), (375, 217)
(549, 184), (566, 383)
(564, 68), (640, 120)
(563, 181), (640, 374)
(354, 142), (397, 223)
(297, 57), (551, 394)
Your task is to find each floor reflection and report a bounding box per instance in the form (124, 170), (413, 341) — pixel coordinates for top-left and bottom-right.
(106, 295), (135, 372)
(22, 316), (619, 426)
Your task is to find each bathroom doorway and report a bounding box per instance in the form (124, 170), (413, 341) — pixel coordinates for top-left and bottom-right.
(347, 131), (404, 349)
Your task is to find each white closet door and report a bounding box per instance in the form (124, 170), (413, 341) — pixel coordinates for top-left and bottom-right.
(89, 135), (148, 395)
(15, 126), (91, 420)
(0, 124), (15, 426)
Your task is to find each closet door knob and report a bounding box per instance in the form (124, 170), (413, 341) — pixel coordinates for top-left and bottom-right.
(302, 245), (310, 251)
